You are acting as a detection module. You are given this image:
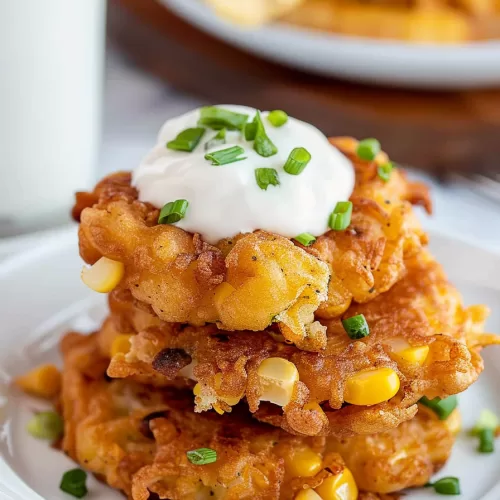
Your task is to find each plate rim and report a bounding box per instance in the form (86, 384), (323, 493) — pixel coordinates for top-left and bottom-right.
(160, 0), (500, 88)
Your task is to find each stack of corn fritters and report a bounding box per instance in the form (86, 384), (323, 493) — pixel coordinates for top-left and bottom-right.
(20, 138), (499, 499)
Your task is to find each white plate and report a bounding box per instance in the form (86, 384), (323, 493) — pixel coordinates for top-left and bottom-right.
(160, 0), (500, 89)
(0, 227), (499, 499)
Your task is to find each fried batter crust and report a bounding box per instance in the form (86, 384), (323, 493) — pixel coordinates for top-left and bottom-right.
(75, 138), (430, 351)
(103, 250), (497, 437)
(58, 332), (455, 499)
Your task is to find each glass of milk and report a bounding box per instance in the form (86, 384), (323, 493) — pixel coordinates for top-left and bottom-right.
(0, 0), (106, 237)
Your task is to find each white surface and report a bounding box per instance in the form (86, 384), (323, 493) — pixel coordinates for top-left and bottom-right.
(0, 0), (105, 236)
(0, 228), (499, 499)
(161, 0), (500, 89)
(135, 105), (354, 243)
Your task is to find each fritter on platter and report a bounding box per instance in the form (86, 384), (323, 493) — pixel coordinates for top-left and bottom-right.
(74, 137), (429, 351)
(56, 332), (458, 500)
(100, 250), (498, 437)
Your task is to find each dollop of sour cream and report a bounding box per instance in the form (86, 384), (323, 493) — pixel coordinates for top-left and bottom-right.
(133, 105), (354, 244)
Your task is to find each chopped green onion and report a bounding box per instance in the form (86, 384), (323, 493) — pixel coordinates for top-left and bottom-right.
(205, 128), (226, 150)
(198, 106), (248, 130)
(283, 147), (311, 175)
(166, 127), (205, 152)
(425, 477), (461, 496)
(158, 199), (189, 224)
(471, 409), (499, 436)
(328, 201), (353, 231)
(255, 168), (280, 190)
(244, 120), (257, 141)
(419, 395), (458, 420)
(356, 138), (381, 161)
(27, 411), (63, 440)
(341, 314), (370, 339)
(205, 145), (246, 166)
(253, 111), (278, 158)
(294, 233), (316, 246)
(377, 162), (393, 182)
(470, 409), (498, 453)
(478, 427), (495, 453)
(186, 447), (217, 465)
(267, 110), (288, 127)
(60, 469), (88, 498)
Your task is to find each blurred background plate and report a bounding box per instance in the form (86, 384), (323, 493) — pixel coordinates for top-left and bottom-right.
(108, 0), (500, 175)
(161, 0), (500, 89)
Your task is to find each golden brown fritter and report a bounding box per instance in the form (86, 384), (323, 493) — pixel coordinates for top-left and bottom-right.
(57, 332), (456, 499)
(102, 250), (498, 438)
(327, 404), (458, 494)
(74, 138), (430, 351)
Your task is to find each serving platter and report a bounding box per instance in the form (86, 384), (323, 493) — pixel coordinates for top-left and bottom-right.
(161, 0), (500, 89)
(0, 227), (499, 499)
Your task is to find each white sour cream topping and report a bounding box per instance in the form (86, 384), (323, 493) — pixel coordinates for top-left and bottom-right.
(133, 105), (355, 244)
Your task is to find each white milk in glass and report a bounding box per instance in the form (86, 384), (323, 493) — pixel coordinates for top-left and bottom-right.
(0, 0), (106, 236)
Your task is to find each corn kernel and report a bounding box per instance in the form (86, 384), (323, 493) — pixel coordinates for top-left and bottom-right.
(296, 489), (323, 500)
(387, 338), (429, 366)
(344, 367), (400, 406)
(81, 256), (124, 293)
(304, 402), (323, 412)
(445, 409), (462, 436)
(194, 373), (242, 414)
(214, 373), (241, 406)
(257, 357), (299, 406)
(193, 383), (201, 397)
(110, 334), (133, 357)
(315, 468), (358, 500)
(213, 282), (236, 309)
(15, 364), (61, 399)
(285, 447), (323, 478)
(213, 403), (225, 415)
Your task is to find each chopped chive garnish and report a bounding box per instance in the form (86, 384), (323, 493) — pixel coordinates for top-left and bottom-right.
(419, 395), (458, 420)
(158, 199), (189, 224)
(244, 120), (257, 141)
(470, 409), (498, 436)
(342, 314), (370, 339)
(294, 233), (316, 246)
(27, 411), (63, 440)
(356, 138), (381, 161)
(198, 106), (248, 130)
(205, 128), (226, 150)
(478, 427), (495, 453)
(471, 409), (498, 453)
(267, 110), (288, 127)
(377, 162), (393, 182)
(166, 127), (205, 152)
(253, 111), (278, 158)
(187, 447), (217, 465)
(283, 147), (311, 175)
(425, 477), (461, 496)
(60, 469), (88, 498)
(255, 168), (280, 190)
(329, 201), (353, 231)
(205, 145), (246, 166)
